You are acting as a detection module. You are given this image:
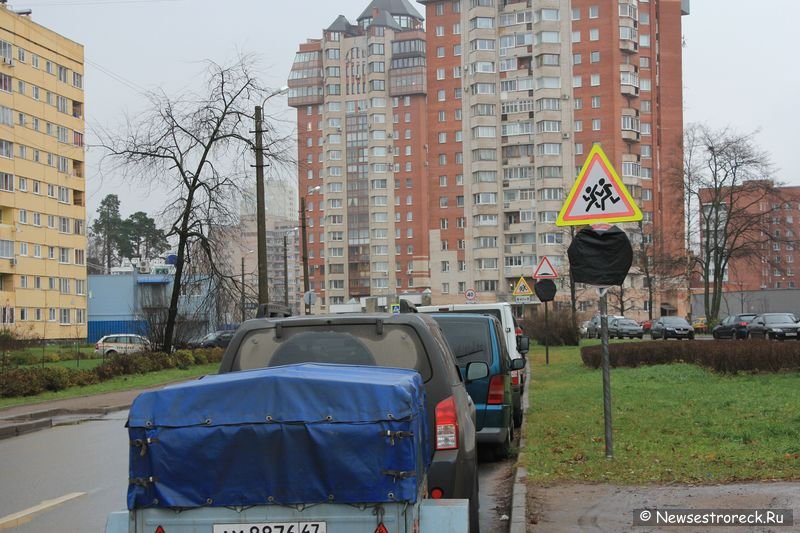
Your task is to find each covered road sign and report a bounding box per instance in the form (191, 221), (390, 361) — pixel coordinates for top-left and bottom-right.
(556, 145), (642, 226)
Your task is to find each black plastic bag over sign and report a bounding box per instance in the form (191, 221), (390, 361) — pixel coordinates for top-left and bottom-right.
(567, 225), (632, 286)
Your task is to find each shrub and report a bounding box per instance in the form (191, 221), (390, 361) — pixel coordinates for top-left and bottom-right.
(580, 339), (800, 374)
(39, 367), (74, 391)
(173, 350), (195, 369)
(521, 308), (581, 347)
(0, 368), (46, 397)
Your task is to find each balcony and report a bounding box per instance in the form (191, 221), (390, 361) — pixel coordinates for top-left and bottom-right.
(621, 84), (639, 97)
(619, 38), (638, 54)
(621, 129), (640, 143)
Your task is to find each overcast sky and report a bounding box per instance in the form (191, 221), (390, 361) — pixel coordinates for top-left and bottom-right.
(20, 0), (800, 220)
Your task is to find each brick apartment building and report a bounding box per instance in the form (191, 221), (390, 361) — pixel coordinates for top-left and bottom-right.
(287, 0), (689, 316)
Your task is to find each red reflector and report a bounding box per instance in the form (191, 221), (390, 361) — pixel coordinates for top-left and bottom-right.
(375, 522), (389, 533)
(155, 526), (166, 533)
(435, 396), (459, 450)
(430, 488), (445, 499)
(488, 375), (505, 404)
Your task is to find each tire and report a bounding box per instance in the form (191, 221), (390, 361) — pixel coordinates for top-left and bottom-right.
(493, 426), (512, 461)
(513, 407), (523, 428)
(651, 332), (657, 340)
(712, 331), (720, 339)
(662, 330), (668, 340)
(688, 333), (695, 340)
(637, 335), (643, 339)
(106, 350), (118, 357)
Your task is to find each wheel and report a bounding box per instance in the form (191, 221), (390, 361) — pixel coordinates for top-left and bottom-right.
(493, 426), (512, 461)
(106, 350), (118, 357)
(638, 334), (643, 339)
(662, 330), (668, 340)
(651, 332), (657, 340)
(688, 333), (695, 340)
(513, 406), (523, 428)
(712, 331), (720, 339)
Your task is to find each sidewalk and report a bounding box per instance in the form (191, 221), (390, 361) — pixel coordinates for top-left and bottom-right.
(0, 387), (156, 440)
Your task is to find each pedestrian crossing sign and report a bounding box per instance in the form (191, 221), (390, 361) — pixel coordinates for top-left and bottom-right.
(556, 144), (642, 226)
(512, 276), (534, 297)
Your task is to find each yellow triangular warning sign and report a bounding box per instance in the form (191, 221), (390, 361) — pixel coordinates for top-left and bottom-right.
(512, 276), (534, 296)
(556, 144), (642, 226)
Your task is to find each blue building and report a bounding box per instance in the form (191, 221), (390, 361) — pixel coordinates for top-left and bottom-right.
(87, 263), (216, 343)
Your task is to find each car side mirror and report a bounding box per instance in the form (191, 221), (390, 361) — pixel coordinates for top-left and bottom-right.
(511, 358), (526, 371)
(517, 335), (530, 353)
(465, 361), (490, 382)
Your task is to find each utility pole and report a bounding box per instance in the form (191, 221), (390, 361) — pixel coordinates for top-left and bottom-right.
(283, 234), (289, 308)
(254, 105), (269, 306)
(240, 255), (246, 323)
(300, 196), (310, 315)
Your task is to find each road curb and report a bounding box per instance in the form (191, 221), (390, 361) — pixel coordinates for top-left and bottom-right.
(509, 361), (531, 533)
(0, 403), (132, 441)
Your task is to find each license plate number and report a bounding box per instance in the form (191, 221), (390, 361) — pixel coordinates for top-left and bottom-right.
(213, 522), (326, 533)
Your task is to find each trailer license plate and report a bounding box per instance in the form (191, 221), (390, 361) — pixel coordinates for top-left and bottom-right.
(213, 522), (326, 533)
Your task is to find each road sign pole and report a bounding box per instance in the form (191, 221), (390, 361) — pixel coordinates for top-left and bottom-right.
(544, 300), (549, 366)
(599, 288), (613, 459)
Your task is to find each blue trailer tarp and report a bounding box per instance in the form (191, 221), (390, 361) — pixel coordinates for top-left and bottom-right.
(127, 363), (430, 509)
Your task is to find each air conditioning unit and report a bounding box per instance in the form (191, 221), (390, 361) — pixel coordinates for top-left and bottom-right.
(9, 258), (16, 266)
(561, 93), (570, 100)
(562, 132), (571, 139)
(2, 57), (13, 66)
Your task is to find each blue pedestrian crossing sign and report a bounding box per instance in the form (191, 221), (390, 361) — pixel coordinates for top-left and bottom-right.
(390, 303), (401, 315)
(556, 144), (642, 226)
(512, 276), (534, 297)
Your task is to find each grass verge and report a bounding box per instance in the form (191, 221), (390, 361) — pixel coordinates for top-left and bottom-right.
(520, 343), (800, 484)
(0, 363), (219, 409)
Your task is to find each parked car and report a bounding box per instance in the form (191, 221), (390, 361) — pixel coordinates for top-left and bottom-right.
(218, 312), (481, 531)
(416, 302), (529, 427)
(94, 334), (150, 357)
(746, 313), (800, 340)
(650, 316), (695, 340)
(691, 316), (708, 333)
(585, 315), (625, 338)
(187, 330), (235, 349)
(712, 313), (758, 339)
(428, 313), (525, 459)
(608, 318), (644, 339)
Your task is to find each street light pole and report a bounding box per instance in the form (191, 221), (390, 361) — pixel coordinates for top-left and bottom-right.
(283, 234), (289, 308)
(300, 196), (310, 315)
(240, 255), (246, 323)
(254, 105), (269, 307)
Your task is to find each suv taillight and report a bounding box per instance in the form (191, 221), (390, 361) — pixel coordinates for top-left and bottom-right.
(515, 326), (523, 336)
(435, 396), (459, 450)
(511, 371), (520, 386)
(487, 375), (505, 405)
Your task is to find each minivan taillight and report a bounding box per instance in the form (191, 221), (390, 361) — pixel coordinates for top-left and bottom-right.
(435, 396), (459, 450)
(511, 370), (520, 387)
(487, 375), (505, 405)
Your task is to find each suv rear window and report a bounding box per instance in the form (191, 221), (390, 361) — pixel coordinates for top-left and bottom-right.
(433, 317), (492, 365)
(234, 323), (433, 381)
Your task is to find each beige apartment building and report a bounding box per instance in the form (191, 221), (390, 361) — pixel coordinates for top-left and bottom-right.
(0, 7), (87, 340)
(289, 0), (688, 318)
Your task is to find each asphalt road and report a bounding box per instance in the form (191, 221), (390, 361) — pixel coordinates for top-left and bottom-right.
(0, 410), (516, 532)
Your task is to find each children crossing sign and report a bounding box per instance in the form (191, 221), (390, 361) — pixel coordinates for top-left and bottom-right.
(512, 276), (534, 297)
(556, 145), (642, 226)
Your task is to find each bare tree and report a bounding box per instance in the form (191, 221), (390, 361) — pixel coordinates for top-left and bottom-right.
(97, 56), (293, 351)
(683, 124), (783, 322)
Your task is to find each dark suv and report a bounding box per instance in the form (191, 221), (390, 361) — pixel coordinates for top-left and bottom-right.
(429, 313), (525, 460)
(218, 313), (481, 532)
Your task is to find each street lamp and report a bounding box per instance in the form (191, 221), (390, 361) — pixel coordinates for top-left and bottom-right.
(254, 85), (290, 308)
(240, 250), (254, 323)
(300, 186), (321, 315)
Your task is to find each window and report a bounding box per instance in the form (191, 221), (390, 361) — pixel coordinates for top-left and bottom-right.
(591, 96), (601, 108)
(589, 5), (599, 18)
(589, 29), (599, 41)
(590, 74), (600, 86)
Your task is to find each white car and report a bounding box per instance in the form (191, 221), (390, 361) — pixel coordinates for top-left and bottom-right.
(94, 334), (151, 357)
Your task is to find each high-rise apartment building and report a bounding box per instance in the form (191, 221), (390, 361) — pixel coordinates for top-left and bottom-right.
(0, 7), (87, 339)
(289, 0), (688, 315)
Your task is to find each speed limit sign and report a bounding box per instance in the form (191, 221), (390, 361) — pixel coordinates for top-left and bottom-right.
(465, 288), (476, 302)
